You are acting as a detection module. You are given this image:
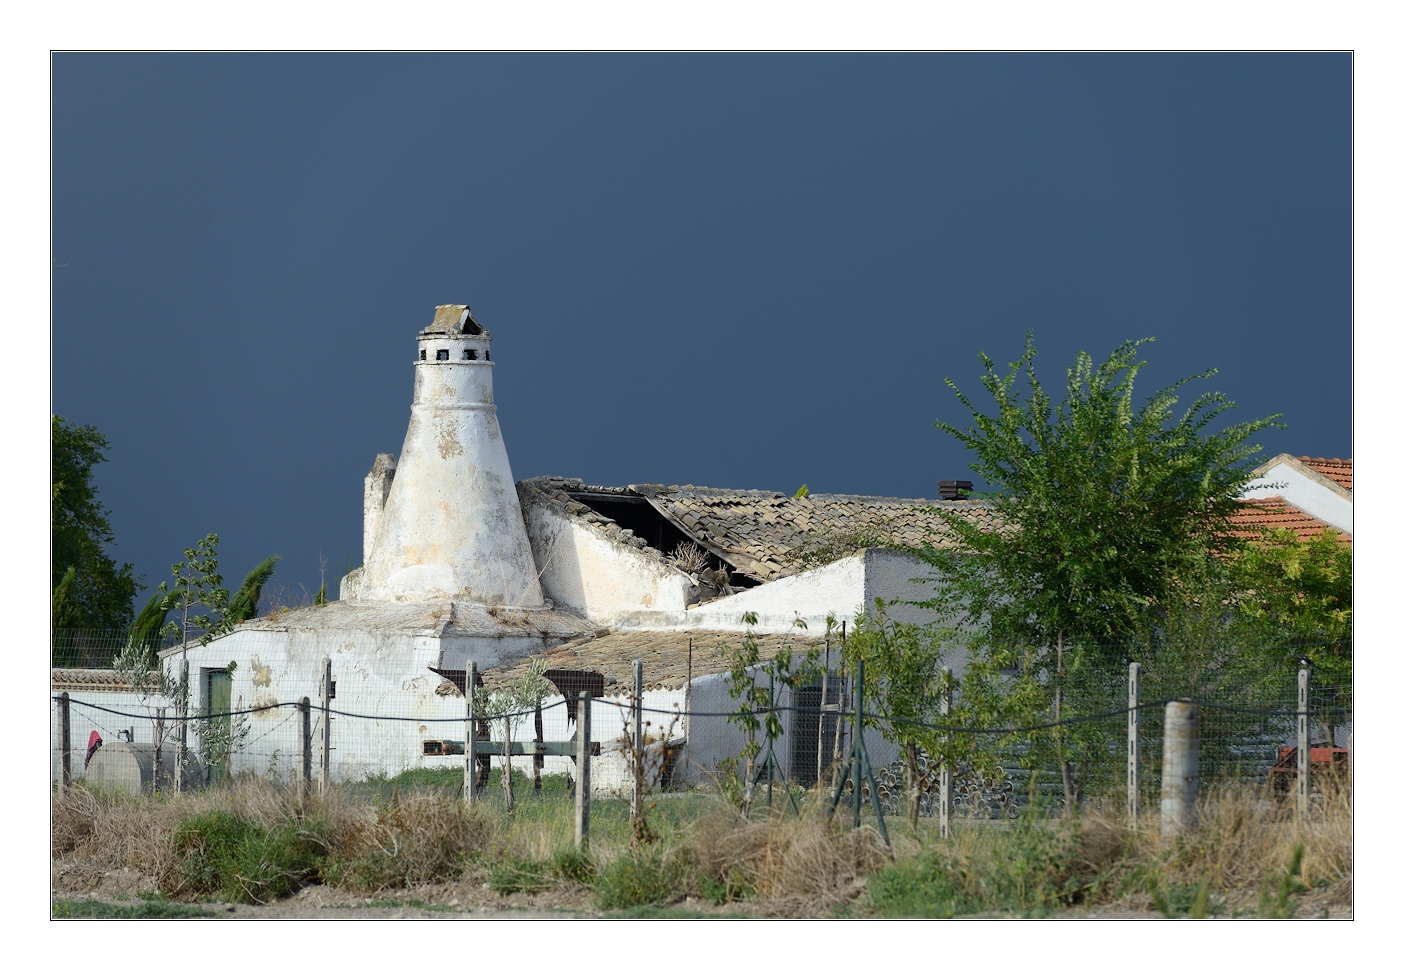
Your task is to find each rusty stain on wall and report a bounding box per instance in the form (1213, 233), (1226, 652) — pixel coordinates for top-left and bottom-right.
(250, 655), (273, 687)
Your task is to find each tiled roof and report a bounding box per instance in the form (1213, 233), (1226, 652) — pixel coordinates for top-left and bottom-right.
(51, 669), (143, 692)
(521, 477), (994, 581)
(1229, 498), (1351, 546)
(480, 629), (829, 694)
(1298, 457), (1352, 491)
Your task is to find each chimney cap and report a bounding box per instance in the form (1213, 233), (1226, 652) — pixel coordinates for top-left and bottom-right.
(422, 304), (489, 338)
(938, 479), (975, 500)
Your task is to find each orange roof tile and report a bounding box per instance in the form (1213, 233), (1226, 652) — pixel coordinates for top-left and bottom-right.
(1298, 456), (1351, 491)
(1229, 498), (1351, 546)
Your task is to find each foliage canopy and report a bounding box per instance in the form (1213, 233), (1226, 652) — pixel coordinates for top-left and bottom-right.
(52, 415), (139, 628)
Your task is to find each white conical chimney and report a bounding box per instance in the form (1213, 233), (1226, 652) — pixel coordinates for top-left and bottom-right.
(358, 305), (545, 606)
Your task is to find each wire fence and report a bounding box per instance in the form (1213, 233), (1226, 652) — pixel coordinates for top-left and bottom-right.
(51, 641), (1347, 830)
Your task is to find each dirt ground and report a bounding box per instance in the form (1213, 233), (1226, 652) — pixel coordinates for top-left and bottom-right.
(50, 864), (1351, 919)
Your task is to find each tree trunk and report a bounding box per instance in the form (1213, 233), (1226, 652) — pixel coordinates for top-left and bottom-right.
(906, 741), (922, 829)
(1056, 633), (1074, 817)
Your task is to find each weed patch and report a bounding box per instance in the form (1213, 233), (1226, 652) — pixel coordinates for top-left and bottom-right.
(170, 810), (326, 904)
(594, 847), (690, 909)
(53, 898), (225, 919)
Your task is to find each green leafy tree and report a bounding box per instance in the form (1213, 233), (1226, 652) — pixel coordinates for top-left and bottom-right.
(842, 605), (946, 827)
(916, 335), (1283, 808)
(1231, 529), (1351, 649)
(473, 659), (550, 813)
(163, 534), (232, 648)
(721, 612), (819, 818)
(51, 415), (139, 629)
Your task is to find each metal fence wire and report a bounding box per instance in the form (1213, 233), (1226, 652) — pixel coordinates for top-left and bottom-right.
(51, 636), (1348, 826)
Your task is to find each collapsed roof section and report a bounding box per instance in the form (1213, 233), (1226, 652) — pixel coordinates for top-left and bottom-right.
(518, 476), (994, 583)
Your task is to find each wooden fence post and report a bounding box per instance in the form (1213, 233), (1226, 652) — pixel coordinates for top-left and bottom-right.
(465, 661), (477, 805)
(1160, 701), (1199, 839)
(322, 658), (333, 793)
(576, 691), (591, 851)
(298, 697), (312, 801)
(1297, 663), (1311, 819)
(938, 667), (952, 839)
(1128, 662), (1141, 827)
(59, 691), (71, 791)
(631, 658), (643, 822)
(177, 660), (189, 793)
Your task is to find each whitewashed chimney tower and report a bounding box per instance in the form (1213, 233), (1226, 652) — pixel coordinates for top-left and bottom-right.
(357, 305), (545, 606)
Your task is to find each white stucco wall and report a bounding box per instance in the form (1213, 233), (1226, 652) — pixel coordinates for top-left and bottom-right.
(51, 687), (178, 784)
(1242, 462), (1352, 534)
(522, 498), (695, 625)
(158, 621), (574, 784)
(359, 330), (544, 606)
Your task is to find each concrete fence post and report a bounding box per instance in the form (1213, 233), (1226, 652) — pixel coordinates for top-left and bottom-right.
(465, 661), (477, 805)
(298, 697), (312, 801)
(576, 691), (591, 851)
(938, 666), (952, 839)
(1160, 701), (1200, 839)
(59, 691), (72, 791)
(321, 658), (333, 793)
(1297, 663), (1311, 818)
(1128, 662), (1141, 827)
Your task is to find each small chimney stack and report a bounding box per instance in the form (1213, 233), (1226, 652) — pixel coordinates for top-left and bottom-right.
(938, 480), (974, 501)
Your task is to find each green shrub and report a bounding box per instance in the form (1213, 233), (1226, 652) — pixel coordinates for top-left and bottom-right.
(547, 846), (595, 884)
(594, 848), (689, 909)
(697, 868), (755, 905)
(171, 810), (325, 904)
(866, 851), (975, 918)
(869, 811), (1100, 918)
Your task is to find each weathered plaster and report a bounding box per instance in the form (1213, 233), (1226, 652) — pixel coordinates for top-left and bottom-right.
(358, 310), (544, 606)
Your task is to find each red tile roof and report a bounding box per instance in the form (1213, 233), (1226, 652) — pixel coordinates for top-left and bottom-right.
(1298, 456), (1351, 491)
(1229, 498), (1351, 546)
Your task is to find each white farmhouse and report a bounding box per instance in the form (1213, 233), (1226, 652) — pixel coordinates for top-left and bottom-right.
(129, 303), (987, 788)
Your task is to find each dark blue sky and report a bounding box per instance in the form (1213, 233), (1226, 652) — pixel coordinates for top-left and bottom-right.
(51, 53), (1351, 612)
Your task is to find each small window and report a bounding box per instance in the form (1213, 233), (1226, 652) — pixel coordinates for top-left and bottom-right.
(485, 349), (490, 362)
(420, 349), (426, 361)
(436, 349), (450, 361)
(463, 349), (477, 361)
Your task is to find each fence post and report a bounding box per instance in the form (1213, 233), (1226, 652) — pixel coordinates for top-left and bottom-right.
(938, 667), (952, 839)
(1127, 661), (1141, 827)
(298, 697), (312, 801)
(465, 661), (477, 805)
(60, 692), (72, 791)
(321, 658), (333, 793)
(1297, 663), (1311, 818)
(177, 660), (189, 794)
(631, 658), (643, 822)
(1160, 701), (1199, 839)
(575, 691), (591, 851)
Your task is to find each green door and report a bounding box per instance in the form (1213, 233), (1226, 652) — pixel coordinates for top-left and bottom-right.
(206, 669), (232, 784)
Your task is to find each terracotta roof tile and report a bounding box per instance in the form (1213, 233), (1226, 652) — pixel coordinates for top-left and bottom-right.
(1229, 498), (1351, 546)
(1298, 456), (1352, 491)
(480, 628), (828, 693)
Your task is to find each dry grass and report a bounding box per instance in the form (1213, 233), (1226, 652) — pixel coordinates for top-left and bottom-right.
(684, 800), (895, 914)
(1118, 773), (1353, 909)
(52, 773), (1350, 915)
